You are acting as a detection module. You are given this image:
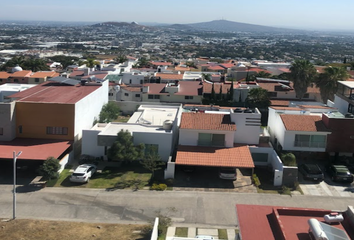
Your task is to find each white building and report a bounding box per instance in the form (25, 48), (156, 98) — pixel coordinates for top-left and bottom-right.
(0, 83), (36, 102)
(121, 72), (145, 85)
(81, 105), (182, 161)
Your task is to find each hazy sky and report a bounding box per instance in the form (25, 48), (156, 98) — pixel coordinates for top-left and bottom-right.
(1, 0), (353, 31)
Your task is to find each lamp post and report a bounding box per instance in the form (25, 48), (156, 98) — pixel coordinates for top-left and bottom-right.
(13, 151), (22, 220)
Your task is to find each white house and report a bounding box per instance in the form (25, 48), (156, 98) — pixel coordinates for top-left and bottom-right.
(333, 81), (354, 115)
(0, 83), (36, 102)
(121, 72), (145, 85)
(81, 105), (182, 161)
(267, 107), (331, 152)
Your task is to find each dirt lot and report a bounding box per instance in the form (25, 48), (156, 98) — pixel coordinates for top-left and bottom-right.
(0, 219), (149, 240)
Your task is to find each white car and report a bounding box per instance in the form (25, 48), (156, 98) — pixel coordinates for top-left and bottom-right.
(70, 164), (97, 183)
(219, 167), (237, 180)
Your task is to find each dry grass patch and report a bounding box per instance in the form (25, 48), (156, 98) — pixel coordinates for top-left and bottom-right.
(0, 219), (149, 240)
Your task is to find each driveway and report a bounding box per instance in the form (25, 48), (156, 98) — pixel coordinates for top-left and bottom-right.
(299, 169), (354, 197)
(173, 166), (256, 193)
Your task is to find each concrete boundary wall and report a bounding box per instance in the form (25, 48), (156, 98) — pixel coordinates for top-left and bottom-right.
(151, 217), (159, 240)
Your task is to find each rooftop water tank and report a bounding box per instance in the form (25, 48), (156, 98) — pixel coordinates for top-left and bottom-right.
(163, 120), (173, 130)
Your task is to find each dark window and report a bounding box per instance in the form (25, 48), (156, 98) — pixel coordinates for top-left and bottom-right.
(154, 95), (160, 99)
(14, 79), (19, 83)
(0, 127), (3, 135)
(35, 78), (40, 82)
(140, 80), (143, 84)
(18, 125), (22, 134)
(108, 93), (114, 96)
(184, 96), (194, 100)
(129, 79), (132, 84)
(268, 92), (277, 97)
(124, 93), (129, 96)
(148, 95), (153, 99)
(135, 94), (140, 97)
(46, 127), (68, 135)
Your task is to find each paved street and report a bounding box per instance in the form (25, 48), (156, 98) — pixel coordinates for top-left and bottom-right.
(0, 185), (353, 227)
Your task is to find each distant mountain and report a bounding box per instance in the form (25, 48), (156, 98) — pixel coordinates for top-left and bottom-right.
(168, 20), (299, 33)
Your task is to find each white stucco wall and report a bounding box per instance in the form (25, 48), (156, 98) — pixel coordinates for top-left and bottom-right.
(0, 102), (16, 141)
(74, 81), (109, 140)
(133, 131), (174, 162)
(82, 129), (105, 157)
(120, 88), (142, 102)
(121, 72), (144, 85)
(179, 129), (234, 147)
(334, 95), (349, 114)
(282, 131), (329, 152)
(230, 110), (261, 145)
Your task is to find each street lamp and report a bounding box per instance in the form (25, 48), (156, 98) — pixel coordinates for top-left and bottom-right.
(13, 151), (22, 220)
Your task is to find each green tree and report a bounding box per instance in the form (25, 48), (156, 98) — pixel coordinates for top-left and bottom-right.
(185, 61), (196, 68)
(202, 73), (212, 81)
(136, 57), (150, 68)
(140, 145), (164, 179)
(49, 55), (79, 69)
(84, 58), (100, 68)
(229, 79), (234, 101)
(218, 85), (223, 101)
(107, 130), (144, 163)
(288, 59), (317, 99)
(211, 83), (216, 103)
(115, 54), (128, 64)
(23, 58), (50, 72)
(38, 157), (60, 180)
(281, 153), (297, 166)
(99, 102), (120, 123)
(246, 88), (271, 109)
(255, 71), (272, 78)
(315, 66), (349, 103)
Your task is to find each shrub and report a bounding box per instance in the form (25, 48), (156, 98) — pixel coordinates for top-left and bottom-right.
(281, 152), (297, 166)
(281, 186), (292, 195)
(38, 157), (60, 180)
(150, 183), (167, 191)
(165, 178), (174, 187)
(252, 174), (261, 187)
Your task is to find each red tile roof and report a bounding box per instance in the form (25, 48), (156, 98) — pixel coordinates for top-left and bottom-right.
(174, 81), (203, 96)
(155, 73), (184, 80)
(203, 82), (231, 94)
(69, 70), (85, 77)
(0, 72), (11, 79)
(270, 107), (302, 111)
(180, 112), (236, 131)
(280, 114), (330, 132)
(176, 145), (254, 168)
(299, 105), (335, 109)
(236, 204), (354, 240)
(0, 138), (72, 160)
(30, 71), (59, 78)
(144, 83), (168, 95)
(121, 86), (141, 92)
(8, 81), (101, 104)
(10, 70), (32, 77)
(270, 100), (290, 106)
(220, 63), (235, 69)
(150, 61), (172, 66)
(208, 65), (225, 70)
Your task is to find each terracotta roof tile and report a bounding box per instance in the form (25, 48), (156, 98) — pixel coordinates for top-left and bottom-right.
(150, 61), (172, 66)
(208, 65), (225, 70)
(30, 71), (59, 78)
(270, 107), (302, 111)
(280, 114), (330, 132)
(121, 86), (141, 92)
(144, 83), (168, 95)
(0, 72), (11, 79)
(180, 112), (236, 131)
(203, 82), (231, 94)
(10, 70), (32, 77)
(155, 73), (184, 80)
(69, 70), (84, 77)
(299, 105), (335, 109)
(174, 81), (203, 96)
(176, 144), (254, 168)
(270, 100), (289, 106)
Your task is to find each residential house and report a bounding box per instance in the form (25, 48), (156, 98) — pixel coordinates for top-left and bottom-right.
(141, 81), (203, 104)
(0, 83), (36, 102)
(0, 72), (11, 85)
(334, 81), (354, 114)
(81, 105), (182, 161)
(28, 71), (59, 84)
(7, 70), (32, 84)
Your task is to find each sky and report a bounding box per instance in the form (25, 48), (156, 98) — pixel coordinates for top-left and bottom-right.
(1, 0), (354, 31)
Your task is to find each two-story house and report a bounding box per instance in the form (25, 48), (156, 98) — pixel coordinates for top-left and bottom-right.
(28, 71), (59, 84)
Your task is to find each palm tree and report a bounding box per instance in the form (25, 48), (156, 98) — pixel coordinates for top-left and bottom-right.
(315, 66), (349, 103)
(84, 58), (100, 68)
(288, 60), (317, 99)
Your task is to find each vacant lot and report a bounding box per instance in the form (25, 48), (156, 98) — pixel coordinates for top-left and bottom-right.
(0, 219), (149, 240)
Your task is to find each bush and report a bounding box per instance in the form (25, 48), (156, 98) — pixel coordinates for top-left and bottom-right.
(150, 183), (167, 191)
(281, 186), (292, 195)
(281, 152), (297, 166)
(252, 174), (261, 187)
(38, 157), (60, 180)
(165, 178), (174, 187)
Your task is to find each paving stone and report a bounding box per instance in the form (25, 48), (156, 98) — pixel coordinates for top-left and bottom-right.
(226, 229), (236, 240)
(166, 227), (176, 237)
(188, 227), (196, 238)
(197, 228), (218, 237)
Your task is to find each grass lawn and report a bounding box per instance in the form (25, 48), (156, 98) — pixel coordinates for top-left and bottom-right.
(113, 115), (131, 123)
(47, 164), (152, 189)
(0, 219), (149, 240)
(175, 227), (188, 237)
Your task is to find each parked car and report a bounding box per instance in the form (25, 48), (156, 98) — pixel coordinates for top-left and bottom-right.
(70, 164), (97, 183)
(298, 164), (324, 182)
(219, 167), (237, 180)
(326, 165), (354, 183)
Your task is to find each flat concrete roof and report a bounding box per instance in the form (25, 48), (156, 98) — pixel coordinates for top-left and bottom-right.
(339, 81), (354, 88)
(0, 83), (36, 92)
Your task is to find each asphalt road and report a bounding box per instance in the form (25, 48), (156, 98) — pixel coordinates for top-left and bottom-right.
(0, 185), (353, 227)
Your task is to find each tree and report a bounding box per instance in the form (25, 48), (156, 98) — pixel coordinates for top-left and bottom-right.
(99, 102), (120, 123)
(288, 59), (317, 99)
(84, 58), (100, 68)
(315, 66), (349, 103)
(140, 145), (164, 179)
(281, 153), (297, 166)
(107, 129), (144, 163)
(49, 55), (79, 69)
(23, 58), (50, 72)
(246, 88), (271, 109)
(229, 79), (234, 101)
(136, 57), (150, 68)
(115, 54), (128, 64)
(210, 83), (216, 103)
(38, 157), (60, 180)
(255, 71), (272, 78)
(218, 85), (223, 101)
(202, 73), (211, 81)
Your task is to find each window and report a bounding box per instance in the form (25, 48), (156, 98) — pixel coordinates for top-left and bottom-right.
(108, 93), (114, 96)
(14, 79), (19, 83)
(18, 125), (22, 134)
(268, 92), (277, 97)
(148, 95), (160, 99)
(198, 133), (225, 146)
(47, 127), (68, 135)
(135, 94), (140, 98)
(184, 96), (194, 100)
(129, 80), (132, 84)
(294, 134), (326, 148)
(124, 93), (129, 96)
(0, 127), (3, 135)
(35, 78), (40, 83)
(140, 80), (143, 84)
